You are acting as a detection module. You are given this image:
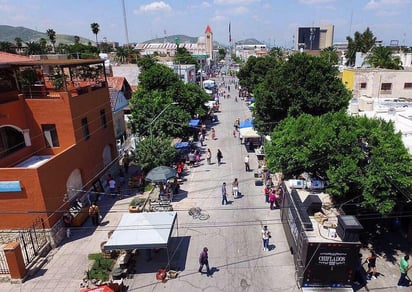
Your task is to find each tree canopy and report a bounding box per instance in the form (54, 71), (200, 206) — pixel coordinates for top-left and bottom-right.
(129, 60), (209, 139)
(364, 46), (403, 69)
(252, 53), (351, 134)
(265, 111), (412, 215)
(345, 27), (376, 66)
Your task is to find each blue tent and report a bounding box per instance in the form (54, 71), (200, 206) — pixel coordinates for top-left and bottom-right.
(240, 120), (253, 129)
(189, 119), (200, 127)
(175, 142), (189, 149)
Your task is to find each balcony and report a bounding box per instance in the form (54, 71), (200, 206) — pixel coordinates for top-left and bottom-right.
(7, 58), (108, 99)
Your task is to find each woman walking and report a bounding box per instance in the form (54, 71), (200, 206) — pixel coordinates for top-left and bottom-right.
(206, 148), (212, 165)
(232, 178), (239, 198)
(261, 225), (271, 251)
(217, 149), (223, 166)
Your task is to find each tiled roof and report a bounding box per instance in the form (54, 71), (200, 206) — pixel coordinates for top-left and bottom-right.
(0, 51), (32, 63)
(205, 25), (212, 34)
(107, 76), (125, 91)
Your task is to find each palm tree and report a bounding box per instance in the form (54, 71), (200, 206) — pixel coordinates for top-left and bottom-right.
(74, 35), (80, 44)
(14, 37), (23, 53)
(46, 29), (57, 53)
(90, 23), (100, 47)
(345, 27), (376, 66)
(24, 41), (44, 55)
(364, 46), (403, 69)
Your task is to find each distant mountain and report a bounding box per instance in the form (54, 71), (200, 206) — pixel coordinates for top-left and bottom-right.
(0, 25), (92, 44)
(235, 38), (264, 45)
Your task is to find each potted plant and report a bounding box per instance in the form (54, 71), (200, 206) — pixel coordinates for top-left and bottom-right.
(128, 197), (146, 213)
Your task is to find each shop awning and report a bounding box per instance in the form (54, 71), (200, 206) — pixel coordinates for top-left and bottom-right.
(189, 119), (200, 127)
(240, 120), (253, 128)
(239, 127), (260, 138)
(104, 212), (177, 250)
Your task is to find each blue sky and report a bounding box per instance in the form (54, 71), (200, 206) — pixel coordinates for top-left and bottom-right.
(0, 0), (411, 47)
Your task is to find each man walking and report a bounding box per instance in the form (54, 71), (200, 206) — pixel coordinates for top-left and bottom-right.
(221, 182), (228, 205)
(88, 201), (100, 226)
(244, 155), (250, 172)
(198, 247), (211, 276)
(398, 255), (412, 287)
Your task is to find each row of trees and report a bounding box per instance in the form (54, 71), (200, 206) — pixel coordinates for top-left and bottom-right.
(238, 34), (412, 215)
(129, 56), (210, 172)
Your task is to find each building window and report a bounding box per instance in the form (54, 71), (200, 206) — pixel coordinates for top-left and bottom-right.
(42, 124), (59, 147)
(81, 118), (90, 140)
(0, 126), (25, 158)
(404, 83), (412, 89)
(100, 109), (107, 128)
(360, 82), (367, 89)
(381, 83), (392, 91)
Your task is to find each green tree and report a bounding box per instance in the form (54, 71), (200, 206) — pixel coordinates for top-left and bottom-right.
(175, 47), (199, 71)
(218, 48), (226, 61)
(265, 111), (412, 215)
(364, 46), (403, 69)
(253, 53), (351, 134)
(90, 22), (100, 46)
(24, 41), (45, 55)
(345, 27), (376, 66)
(320, 46), (339, 65)
(14, 37), (22, 48)
(46, 28), (56, 53)
(237, 54), (278, 93)
(0, 41), (14, 53)
(74, 35), (80, 44)
(134, 136), (177, 173)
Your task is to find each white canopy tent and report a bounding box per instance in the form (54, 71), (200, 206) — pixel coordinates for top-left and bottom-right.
(239, 127), (260, 138)
(104, 212), (178, 251)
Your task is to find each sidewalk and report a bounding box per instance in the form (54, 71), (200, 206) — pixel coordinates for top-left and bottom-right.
(0, 163), (146, 292)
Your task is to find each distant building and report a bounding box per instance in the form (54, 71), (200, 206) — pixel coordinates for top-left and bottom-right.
(342, 68), (412, 100)
(164, 62), (196, 84)
(135, 25), (212, 59)
(297, 25), (334, 51)
(235, 43), (268, 61)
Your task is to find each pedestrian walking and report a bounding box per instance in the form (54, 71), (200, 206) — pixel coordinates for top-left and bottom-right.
(108, 177), (117, 198)
(221, 182), (228, 205)
(88, 201), (100, 226)
(365, 251), (378, 280)
(232, 178), (239, 198)
(398, 255), (412, 287)
(217, 149), (223, 166)
(261, 225), (271, 251)
(269, 189), (276, 210)
(264, 185), (271, 203)
(122, 152), (130, 174)
(211, 128), (216, 140)
(244, 155), (250, 171)
(206, 148), (212, 165)
(198, 247), (211, 276)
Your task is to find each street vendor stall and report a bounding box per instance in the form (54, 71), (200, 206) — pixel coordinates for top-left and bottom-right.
(103, 212), (178, 265)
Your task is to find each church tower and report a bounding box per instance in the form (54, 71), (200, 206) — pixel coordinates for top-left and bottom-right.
(205, 25), (213, 59)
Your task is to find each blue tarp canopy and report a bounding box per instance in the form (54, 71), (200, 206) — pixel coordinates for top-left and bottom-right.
(240, 120), (253, 129)
(189, 119), (200, 127)
(175, 142), (189, 149)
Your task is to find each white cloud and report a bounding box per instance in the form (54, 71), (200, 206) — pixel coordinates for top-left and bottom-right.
(298, 0), (335, 4)
(233, 6), (249, 14)
(213, 0), (260, 5)
(365, 0), (411, 10)
(201, 1), (212, 8)
(136, 1), (172, 13)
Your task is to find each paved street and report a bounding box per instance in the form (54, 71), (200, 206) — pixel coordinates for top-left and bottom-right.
(0, 75), (409, 292)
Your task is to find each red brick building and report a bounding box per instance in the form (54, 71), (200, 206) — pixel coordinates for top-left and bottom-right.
(0, 54), (117, 241)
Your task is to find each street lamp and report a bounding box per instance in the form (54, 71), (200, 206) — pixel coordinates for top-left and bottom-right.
(149, 102), (178, 145)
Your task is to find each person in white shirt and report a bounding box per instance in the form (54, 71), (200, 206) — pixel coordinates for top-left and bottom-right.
(244, 155), (250, 172)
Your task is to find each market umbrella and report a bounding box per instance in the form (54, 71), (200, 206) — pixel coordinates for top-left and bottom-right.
(145, 166), (177, 183)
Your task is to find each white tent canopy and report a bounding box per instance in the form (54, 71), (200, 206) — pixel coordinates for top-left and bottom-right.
(104, 212), (177, 250)
(239, 127), (260, 138)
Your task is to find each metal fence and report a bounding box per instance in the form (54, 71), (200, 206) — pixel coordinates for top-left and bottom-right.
(0, 217), (49, 274)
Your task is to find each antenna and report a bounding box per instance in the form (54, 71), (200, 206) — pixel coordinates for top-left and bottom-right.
(121, 0), (130, 46)
(349, 10), (353, 37)
(164, 29), (167, 44)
